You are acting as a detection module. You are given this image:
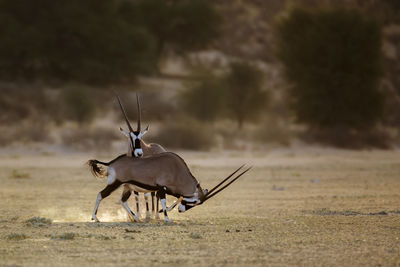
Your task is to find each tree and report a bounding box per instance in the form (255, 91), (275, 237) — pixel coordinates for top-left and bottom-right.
(224, 62), (267, 129)
(125, 0), (221, 59)
(276, 8), (384, 131)
(179, 75), (225, 122)
(0, 0), (157, 84)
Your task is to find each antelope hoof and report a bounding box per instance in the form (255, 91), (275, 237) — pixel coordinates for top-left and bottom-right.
(146, 212), (151, 220)
(155, 213), (160, 220)
(91, 215), (100, 222)
(164, 217), (171, 223)
(132, 215), (140, 223)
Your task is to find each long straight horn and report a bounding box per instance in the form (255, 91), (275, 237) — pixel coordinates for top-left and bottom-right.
(204, 166), (252, 202)
(117, 95), (134, 132)
(206, 164), (245, 196)
(136, 93), (141, 132)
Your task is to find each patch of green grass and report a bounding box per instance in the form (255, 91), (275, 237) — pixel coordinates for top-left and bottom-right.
(50, 232), (77, 240)
(7, 233), (28, 240)
(82, 233), (115, 240)
(9, 169), (30, 179)
(189, 232), (202, 239)
(25, 217), (52, 227)
(95, 234), (115, 240)
(10, 216), (19, 222)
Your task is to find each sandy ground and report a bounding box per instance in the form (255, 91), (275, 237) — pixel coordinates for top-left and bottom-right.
(0, 148), (399, 266)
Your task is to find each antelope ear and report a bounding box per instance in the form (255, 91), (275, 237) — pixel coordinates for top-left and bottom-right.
(120, 127), (130, 137)
(141, 125), (149, 136)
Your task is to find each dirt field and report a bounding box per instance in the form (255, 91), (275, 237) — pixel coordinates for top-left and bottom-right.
(0, 148), (399, 266)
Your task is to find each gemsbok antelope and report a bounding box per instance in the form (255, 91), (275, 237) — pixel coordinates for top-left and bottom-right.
(88, 152), (251, 222)
(117, 94), (168, 221)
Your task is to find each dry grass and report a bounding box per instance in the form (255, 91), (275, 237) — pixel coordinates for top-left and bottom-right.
(0, 149), (399, 266)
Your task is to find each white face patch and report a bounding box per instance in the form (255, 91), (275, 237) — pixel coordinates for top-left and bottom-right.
(130, 132), (138, 140)
(134, 148), (143, 157)
(182, 197), (200, 205)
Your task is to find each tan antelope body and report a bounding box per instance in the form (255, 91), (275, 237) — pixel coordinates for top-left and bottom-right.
(113, 153), (198, 197)
(89, 93), (251, 222)
(88, 152), (251, 222)
(117, 93), (169, 221)
(120, 136), (168, 221)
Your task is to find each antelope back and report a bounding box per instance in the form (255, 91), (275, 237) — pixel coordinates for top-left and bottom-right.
(141, 141), (167, 156)
(109, 152), (198, 197)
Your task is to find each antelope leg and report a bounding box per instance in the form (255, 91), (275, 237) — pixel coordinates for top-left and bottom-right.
(157, 189), (170, 222)
(155, 194), (160, 220)
(151, 192), (155, 215)
(92, 181), (121, 222)
(121, 185), (133, 222)
(144, 192), (151, 220)
(121, 189), (140, 222)
(167, 196), (183, 211)
(134, 191), (141, 219)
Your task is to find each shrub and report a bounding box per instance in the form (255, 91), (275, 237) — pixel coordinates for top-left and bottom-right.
(179, 75), (225, 122)
(115, 91), (177, 122)
(276, 8), (384, 131)
(224, 61), (268, 129)
(25, 217), (52, 227)
(129, 0), (221, 57)
(0, 0), (157, 84)
(9, 169), (30, 179)
(60, 86), (96, 124)
(61, 126), (119, 151)
(254, 117), (292, 146)
(301, 126), (392, 149)
(50, 232), (76, 240)
(151, 117), (216, 150)
(7, 233), (28, 240)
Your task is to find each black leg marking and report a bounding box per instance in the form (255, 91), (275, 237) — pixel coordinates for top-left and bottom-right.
(156, 190), (165, 200)
(156, 195), (160, 213)
(134, 191), (140, 214)
(93, 181), (122, 221)
(157, 188), (170, 221)
(121, 190), (131, 202)
(151, 192), (155, 212)
(100, 181), (122, 199)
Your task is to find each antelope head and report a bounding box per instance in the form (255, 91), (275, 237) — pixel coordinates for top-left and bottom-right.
(177, 165), (252, 212)
(117, 94), (148, 157)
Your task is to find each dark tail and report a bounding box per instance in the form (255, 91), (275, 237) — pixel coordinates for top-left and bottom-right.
(87, 159), (108, 178)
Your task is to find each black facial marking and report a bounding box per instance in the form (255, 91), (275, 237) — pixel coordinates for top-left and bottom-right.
(134, 138), (141, 149)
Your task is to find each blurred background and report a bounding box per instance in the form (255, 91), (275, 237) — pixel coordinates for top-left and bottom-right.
(1, 0), (399, 153)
